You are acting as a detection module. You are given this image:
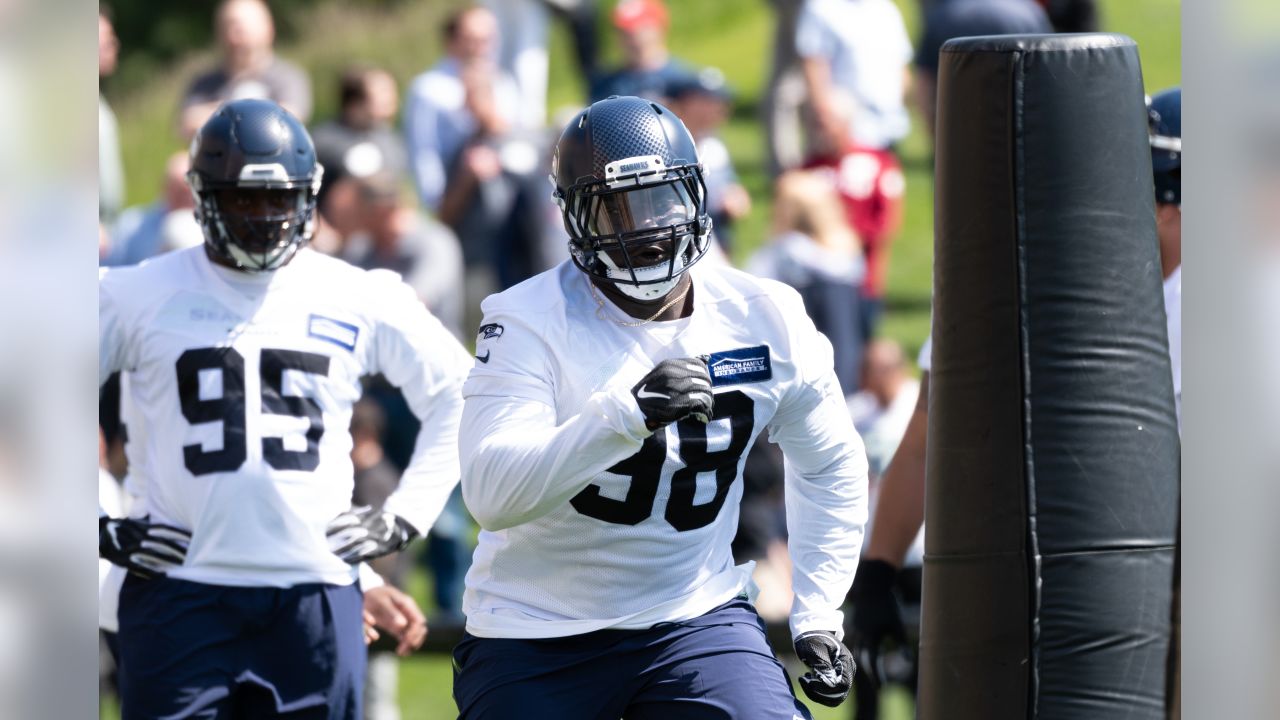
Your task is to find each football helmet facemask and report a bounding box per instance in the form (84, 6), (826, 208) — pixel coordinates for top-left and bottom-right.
(552, 96), (712, 302)
(188, 99), (322, 272)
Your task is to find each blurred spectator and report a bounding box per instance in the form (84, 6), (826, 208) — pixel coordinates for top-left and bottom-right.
(349, 399), (407, 589)
(102, 152), (202, 267)
(588, 0), (695, 102)
(331, 174), (466, 339)
(178, 0), (312, 139)
(761, 0), (807, 179)
(312, 65), (407, 213)
(1037, 0), (1100, 32)
(668, 68), (751, 254)
(845, 338), (923, 718)
(484, 0), (600, 126)
(406, 6), (545, 314)
(99, 4), (125, 224)
(802, 94), (905, 342)
(348, 399), (407, 720)
(405, 6), (522, 212)
(913, 0), (1051, 138)
(98, 223), (111, 265)
(796, 0), (913, 154)
(747, 170), (864, 394)
(846, 339), (920, 484)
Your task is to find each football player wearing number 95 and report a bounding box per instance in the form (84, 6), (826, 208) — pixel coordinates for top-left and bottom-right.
(98, 99), (471, 719)
(454, 95), (868, 718)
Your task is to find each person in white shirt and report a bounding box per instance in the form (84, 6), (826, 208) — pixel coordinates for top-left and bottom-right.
(453, 95), (868, 717)
(795, 0), (914, 153)
(97, 99), (469, 719)
(404, 6), (545, 297)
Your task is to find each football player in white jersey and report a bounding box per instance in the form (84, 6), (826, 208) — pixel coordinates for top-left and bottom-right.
(453, 95), (868, 718)
(97, 99), (471, 719)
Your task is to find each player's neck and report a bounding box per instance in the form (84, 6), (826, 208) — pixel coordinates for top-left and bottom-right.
(593, 275), (694, 323)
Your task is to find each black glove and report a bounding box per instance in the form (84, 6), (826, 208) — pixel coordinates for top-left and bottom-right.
(631, 357), (714, 431)
(848, 558), (907, 687)
(99, 515), (192, 579)
(325, 506), (418, 564)
(794, 630), (856, 707)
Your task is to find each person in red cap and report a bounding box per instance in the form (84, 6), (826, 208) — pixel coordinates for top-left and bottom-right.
(588, 0), (697, 103)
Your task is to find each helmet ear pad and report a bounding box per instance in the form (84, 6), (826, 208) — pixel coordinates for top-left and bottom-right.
(187, 99), (321, 272)
(552, 96), (714, 299)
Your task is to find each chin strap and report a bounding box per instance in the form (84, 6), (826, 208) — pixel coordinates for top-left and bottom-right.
(596, 234), (694, 300)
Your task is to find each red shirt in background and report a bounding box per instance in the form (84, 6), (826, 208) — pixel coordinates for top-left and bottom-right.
(803, 147), (905, 298)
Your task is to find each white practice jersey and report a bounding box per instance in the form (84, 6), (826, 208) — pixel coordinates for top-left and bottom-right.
(460, 261), (868, 640)
(99, 247), (471, 588)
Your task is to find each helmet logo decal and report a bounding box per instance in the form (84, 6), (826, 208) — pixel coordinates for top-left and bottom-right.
(604, 155), (667, 188)
(238, 163), (292, 184)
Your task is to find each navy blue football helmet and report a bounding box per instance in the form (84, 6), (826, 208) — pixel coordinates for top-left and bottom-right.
(1147, 87), (1181, 205)
(552, 96), (712, 301)
(187, 99), (322, 271)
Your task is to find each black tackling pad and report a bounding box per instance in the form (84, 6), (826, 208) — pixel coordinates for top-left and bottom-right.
(920, 33), (1180, 720)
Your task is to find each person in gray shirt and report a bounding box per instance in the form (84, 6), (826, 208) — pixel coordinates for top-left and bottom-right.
(179, 0), (312, 139)
(312, 65), (408, 213)
(327, 173), (466, 340)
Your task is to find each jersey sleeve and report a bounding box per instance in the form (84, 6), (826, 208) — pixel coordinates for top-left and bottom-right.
(365, 273), (471, 536)
(458, 301), (651, 532)
(767, 284), (869, 640)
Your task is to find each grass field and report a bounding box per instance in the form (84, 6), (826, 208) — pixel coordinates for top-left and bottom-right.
(103, 1), (1179, 717)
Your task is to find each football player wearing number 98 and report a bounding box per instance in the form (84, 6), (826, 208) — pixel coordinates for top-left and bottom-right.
(97, 99), (471, 719)
(455, 95), (868, 718)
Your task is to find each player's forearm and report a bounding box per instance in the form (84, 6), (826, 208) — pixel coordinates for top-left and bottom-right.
(863, 376), (929, 566)
(460, 388), (649, 531)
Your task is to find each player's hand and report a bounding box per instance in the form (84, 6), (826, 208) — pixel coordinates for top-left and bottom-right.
(848, 558), (906, 687)
(631, 357), (714, 431)
(363, 585), (428, 656)
(99, 515), (192, 579)
(325, 506), (418, 564)
(794, 630), (855, 707)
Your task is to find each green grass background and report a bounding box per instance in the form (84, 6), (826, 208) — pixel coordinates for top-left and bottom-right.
(103, 1), (1179, 717)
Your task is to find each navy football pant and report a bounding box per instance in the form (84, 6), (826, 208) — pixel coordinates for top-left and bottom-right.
(116, 574), (365, 720)
(453, 598), (812, 719)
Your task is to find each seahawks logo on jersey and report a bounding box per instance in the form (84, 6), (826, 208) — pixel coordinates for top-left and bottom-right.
(478, 323), (504, 340)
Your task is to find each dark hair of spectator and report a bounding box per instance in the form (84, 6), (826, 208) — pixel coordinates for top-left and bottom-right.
(442, 6), (482, 42)
(443, 8), (463, 42)
(99, 2), (113, 21)
(351, 398), (387, 438)
(339, 65), (376, 110)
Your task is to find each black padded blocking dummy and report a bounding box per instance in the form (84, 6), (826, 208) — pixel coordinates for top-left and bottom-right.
(921, 34), (1180, 720)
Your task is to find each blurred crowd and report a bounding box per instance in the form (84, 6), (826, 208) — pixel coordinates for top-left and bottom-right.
(98, 0), (1101, 716)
